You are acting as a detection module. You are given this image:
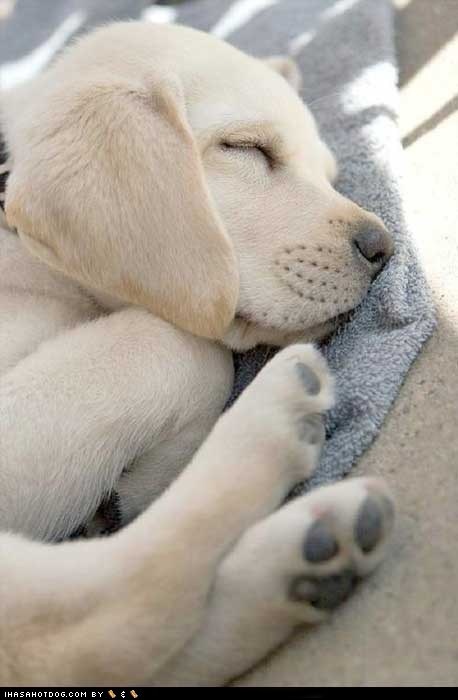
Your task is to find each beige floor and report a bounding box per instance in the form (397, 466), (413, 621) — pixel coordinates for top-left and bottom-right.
(238, 0), (458, 686)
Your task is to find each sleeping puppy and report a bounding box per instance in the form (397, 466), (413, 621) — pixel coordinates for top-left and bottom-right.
(0, 22), (395, 685)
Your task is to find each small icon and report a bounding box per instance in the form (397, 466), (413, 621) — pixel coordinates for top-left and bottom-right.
(121, 693), (125, 699)
(130, 692), (138, 699)
(108, 692), (116, 699)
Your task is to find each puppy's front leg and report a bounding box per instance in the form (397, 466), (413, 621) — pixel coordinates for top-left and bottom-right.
(0, 307), (232, 540)
(146, 344), (333, 557)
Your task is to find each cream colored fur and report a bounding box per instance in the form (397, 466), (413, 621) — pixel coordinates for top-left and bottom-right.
(0, 23), (395, 685)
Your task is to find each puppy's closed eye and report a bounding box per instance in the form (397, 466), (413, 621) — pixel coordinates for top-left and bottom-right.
(219, 140), (276, 169)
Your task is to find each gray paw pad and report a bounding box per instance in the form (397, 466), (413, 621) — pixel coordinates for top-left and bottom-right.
(304, 520), (339, 563)
(354, 497), (384, 553)
(298, 413), (325, 445)
(291, 570), (357, 610)
(296, 362), (321, 395)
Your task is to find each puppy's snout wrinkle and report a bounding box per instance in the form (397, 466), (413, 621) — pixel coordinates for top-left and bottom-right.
(352, 223), (394, 276)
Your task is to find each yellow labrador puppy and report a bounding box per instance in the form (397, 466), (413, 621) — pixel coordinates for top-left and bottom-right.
(0, 22), (395, 686)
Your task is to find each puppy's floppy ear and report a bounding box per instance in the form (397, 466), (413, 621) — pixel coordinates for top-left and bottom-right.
(264, 56), (302, 92)
(5, 75), (238, 339)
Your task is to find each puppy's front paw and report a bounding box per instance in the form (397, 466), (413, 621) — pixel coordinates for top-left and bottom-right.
(232, 344), (334, 482)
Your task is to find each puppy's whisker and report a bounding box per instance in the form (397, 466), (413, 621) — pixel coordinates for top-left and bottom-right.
(299, 89), (346, 110)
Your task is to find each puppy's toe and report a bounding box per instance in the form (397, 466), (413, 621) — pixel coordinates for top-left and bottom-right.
(303, 519), (339, 563)
(354, 496), (385, 553)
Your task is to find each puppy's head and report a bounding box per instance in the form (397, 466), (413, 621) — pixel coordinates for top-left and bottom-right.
(3, 22), (393, 346)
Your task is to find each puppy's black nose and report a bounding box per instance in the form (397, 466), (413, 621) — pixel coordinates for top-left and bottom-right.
(352, 224), (394, 274)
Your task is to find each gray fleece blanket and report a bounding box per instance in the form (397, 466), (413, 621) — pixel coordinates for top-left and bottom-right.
(0, 0), (435, 494)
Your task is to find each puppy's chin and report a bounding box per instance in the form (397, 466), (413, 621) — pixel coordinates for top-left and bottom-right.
(221, 315), (337, 352)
